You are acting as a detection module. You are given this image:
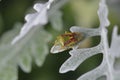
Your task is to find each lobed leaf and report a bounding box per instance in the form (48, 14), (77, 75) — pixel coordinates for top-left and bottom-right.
(11, 0), (54, 44)
(77, 58), (107, 80)
(11, 0), (69, 44)
(56, 0), (120, 80)
(60, 44), (103, 73)
(109, 26), (120, 57)
(0, 23), (52, 80)
(97, 0), (110, 28)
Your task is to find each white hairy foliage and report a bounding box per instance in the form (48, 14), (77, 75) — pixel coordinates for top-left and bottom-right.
(12, 0), (69, 44)
(0, 0), (69, 80)
(51, 0), (120, 80)
(11, 0), (53, 44)
(0, 0), (119, 80)
(0, 23), (52, 80)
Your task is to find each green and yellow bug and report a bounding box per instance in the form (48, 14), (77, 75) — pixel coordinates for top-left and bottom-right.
(50, 31), (84, 53)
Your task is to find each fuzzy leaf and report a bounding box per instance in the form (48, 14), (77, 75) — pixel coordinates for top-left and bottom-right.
(11, 0), (54, 44)
(0, 61), (17, 80)
(76, 26), (120, 80)
(52, 0), (120, 80)
(0, 23), (52, 80)
(98, 0), (110, 27)
(109, 26), (120, 57)
(59, 0), (109, 74)
(0, 0), (71, 80)
(60, 44), (103, 73)
(12, 0), (69, 44)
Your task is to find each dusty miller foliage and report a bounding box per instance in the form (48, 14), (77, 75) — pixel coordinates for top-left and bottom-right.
(0, 0), (119, 80)
(51, 0), (120, 80)
(57, 0), (120, 80)
(0, 0), (69, 80)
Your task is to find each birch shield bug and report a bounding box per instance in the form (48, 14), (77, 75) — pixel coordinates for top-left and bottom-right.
(50, 31), (84, 53)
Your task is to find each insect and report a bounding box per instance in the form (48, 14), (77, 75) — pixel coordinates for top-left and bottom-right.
(50, 31), (84, 53)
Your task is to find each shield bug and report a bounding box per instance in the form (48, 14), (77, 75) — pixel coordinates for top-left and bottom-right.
(50, 31), (84, 53)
